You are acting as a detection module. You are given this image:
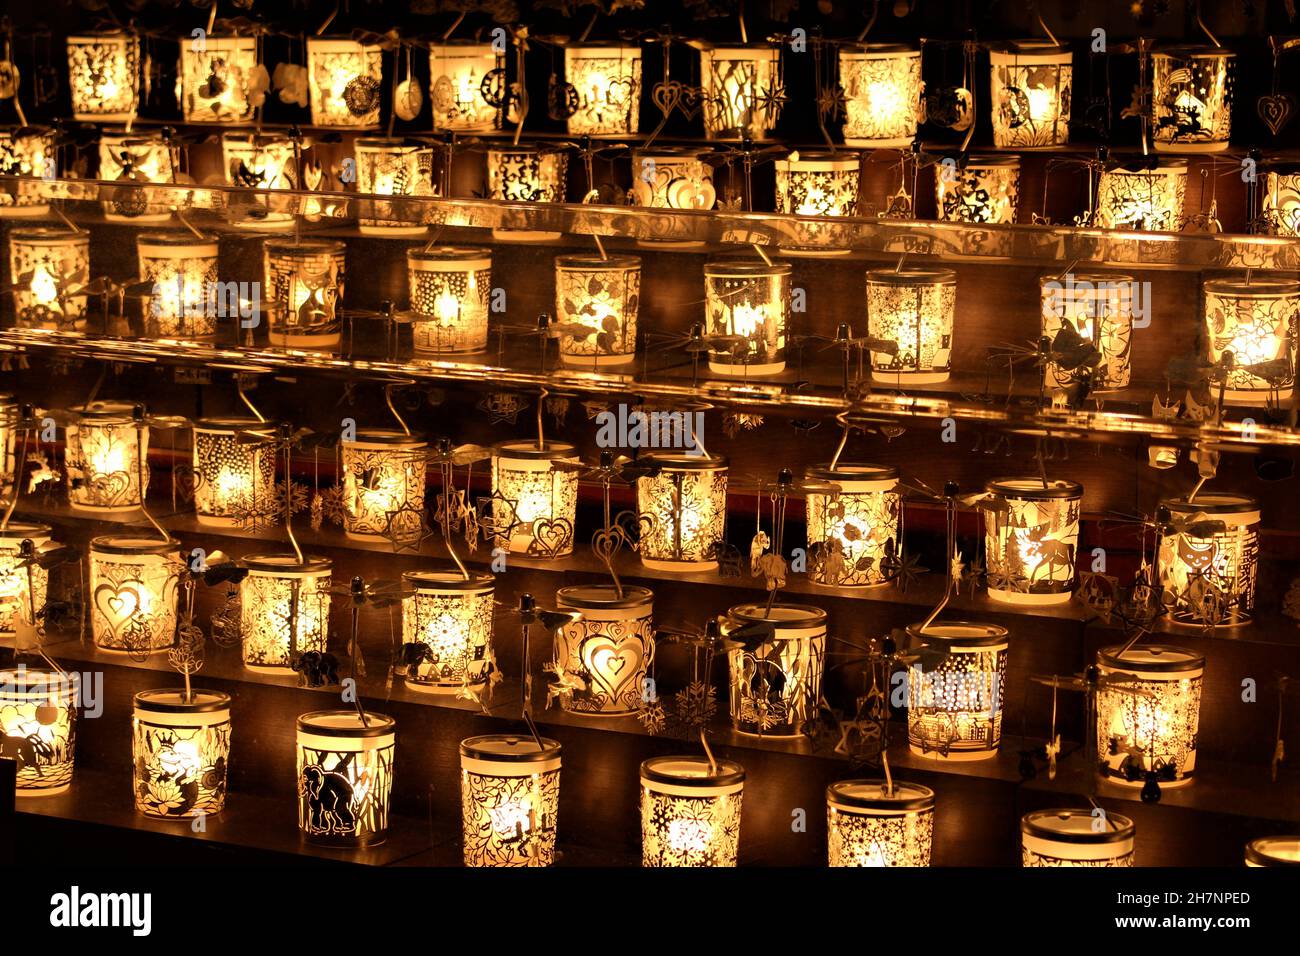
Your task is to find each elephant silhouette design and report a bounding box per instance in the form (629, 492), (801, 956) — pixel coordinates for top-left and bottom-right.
(300, 764), (357, 834)
(1, 732), (53, 774)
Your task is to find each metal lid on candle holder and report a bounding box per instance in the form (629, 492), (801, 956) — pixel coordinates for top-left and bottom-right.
(193, 416), (277, 437)
(989, 39), (1072, 59)
(1203, 275), (1300, 298)
(807, 463), (899, 482)
(726, 602), (826, 629)
(1097, 643), (1205, 674)
(89, 535), (180, 557)
(137, 231), (219, 249)
(1153, 44), (1235, 61)
(839, 42), (918, 55)
(343, 428), (427, 446)
(485, 141), (568, 156)
(865, 266), (958, 285)
(297, 710), (396, 738)
(134, 688), (231, 714)
(1107, 156), (1189, 174)
(1021, 808), (1135, 844)
(407, 245), (492, 263)
(632, 145), (715, 159)
(240, 553), (333, 574)
(460, 733), (561, 762)
(827, 778), (935, 812)
(640, 755), (745, 788)
(555, 253), (641, 271)
(1040, 271), (1136, 288)
(223, 130), (302, 147)
(564, 40), (641, 51)
(1160, 491), (1259, 516)
(356, 136), (429, 150)
(493, 439), (578, 461)
(640, 451), (728, 471)
(70, 400), (139, 422)
(0, 521), (53, 543)
(10, 228), (89, 246)
(704, 256), (793, 277)
(402, 568), (495, 591)
(1245, 836), (1300, 866)
(0, 667), (80, 699)
(986, 477), (1083, 499)
(264, 237), (346, 257)
(905, 620), (1009, 648)
(556, 583), (653, 610)
(777, 150), (861, 170)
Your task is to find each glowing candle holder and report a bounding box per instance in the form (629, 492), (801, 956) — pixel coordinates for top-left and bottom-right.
(0, 126), (55, 217)
(0, 667), (78, 795)
(179, 36), (258, 123)
(636, 453), (728, 571)
(339, 431), (427, 542)
(407, 246), (492, 353)
(866, 267), (956, 383)
(1202, 276), (1300, 404)
(137, 232), (219, 339)
(935, 156), (1020, 224)
(89, 535), (181, 654)
(429, 43), (500, 131)
(486, 144), (569, 242)
(989, 41), (1072, 148)
(827, 779), (935, 867)
(1096, 644), (1203, 787)
(553, 585), (655, 716)
(775, 151), (860, 217)
(1246, 837), (1300, 866)
(554, 253), (641, 366)
(1021, 808), (1135, 867)
(1152, 46), (1234, 152)
(297, 711), (395, 847)
(263, 238), (345, 349)
(0, 394), (10, 498)
(66, 401), (147, 514)
(240, 555), (331, 670)
(192, 417), (278, 528)
(460, 734), (561, 867)
(401, 570), (495, 693)
(698, 44), (783, 140)
(221, 132), (300, 230)
(632, 147), (716, 210)
(983, 478), (1082, 605)
(67, 32), (140, 121)
(0, 524), (52, 639)
(640, 756), (745, 867)
(1157, 493), (1259, 627)
(704, 257), (791, 376)
(1264, 165), (1300, 237)
(306, 38), (383, 128)
(564, 44), (642, 136)
(491, 440), (579, 556)
(132, 689), (231, 819)
(906, 621), (1007, 760)
(354, 138), (435, 235)
(8, 229), (90, 331)
(1095, 159), (1187, 231)
(99, 130), (175, 223)
(805, 464), (901, 587)
(724, 603), (826, 737)
(838, 43), (922, 148)
(1040, 273), (1135, 391)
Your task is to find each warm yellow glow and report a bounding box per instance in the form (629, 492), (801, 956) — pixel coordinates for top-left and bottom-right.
(0, 527), (51, 636)
(555, 254), (640, 365)
(492, 442), (579, 556)
(297, 711), (395, 846)
(1095, 162), (1187, 231)
(827, 780), (934, 867)
(866, 268), (957, 383)
(88, 537), (181, 654)
(306, 39), (383, 127)
(428, 44), (499, 131)
(839, 46), (921, 147)
(699, 46), (782, 140)
(67, 34), (140, 120)
(408, 247), (492, 353)
(1152, 49), (1234, 151)
(179, 38), (258, 123)
(461, 735), (562, 867)
(553, 586), (654, 716)
(724, 604), (826, 737)
(1022, 809), (1135, 866)
(1202, 278), (1299, 403)
(240, 557), (331, 668)
(1156, 493), (1258, 626)
(1096, 645), (1203, 787)
(640, 756), (744, 867)
(565, 45), (642, 136)
(9, 231), (91, 330)
(989, 45), (1071, 148)
(0, 668), (79, 794)
(907, 623), (1007, 760)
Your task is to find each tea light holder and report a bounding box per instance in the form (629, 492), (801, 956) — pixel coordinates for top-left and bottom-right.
(983, 478), (1082, 605)
(640, 756), (745, 867)
(89, 535), (181, 654)
(838, 43), (922, 148)
(636, 453), (729, 571)
(179, 36), (259, 123)
(1094, 159), (1187, 231)
(66, 401), (147, 514)
(1096, 644), (1204, 787)
(401, 570), (495, 692)
(221, 132), (300, 230)
(339, 430), (427, 542)
(0, 668), (78, 795)
(827, 779), (935, 867)
(1263, 165), (1300, 237)
(1245, 837), (1300, 866)
(192, 417), (278, 528)
(485, 144), (569, 242)
(306, 38), (383, 128)
(428, 43), (500, 131)
(491, 440), (579, 556)
(906, 621), (1008, 760)
(8, 229), (90, 331)
(354, 138), (435, 235)
(554, 253), (641, 366)
(1040, 273), (1135, 391)
(407, 246), (492, 353)
(632, 147), (716, 212)
(805, 464), (901, 587)
(240, 554), (332, 670)
(132, 689), (232, 819)
(553, 585), (655, 716)
(564, 43), (642, 136)
(935, 156), (1020, 224)
(67, 32), (140, 121)
(866, 267), (957, 383)
(0, 127), (55, 217)
(263, 238), (345, 349)
(989, 41), (1073, 148)
(460, 734), (562, 867)
(98, 130), (175, 223)
(698, 44), (783, 140)
(297, 711), (396, 847)
(1157, 493), (1259, 627)
(1021, 808), (1135, 867)
(1202, 276), (1300, 404)
(136, 232), (220, 339)
(724, 603), (827, 737)
(704, 257), (792, 376)
(774, 151), (860, 222)
(1152, 46), (1234, 152)
(0, 524), (52, 638)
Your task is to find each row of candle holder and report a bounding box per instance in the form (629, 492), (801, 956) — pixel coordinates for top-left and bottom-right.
(3, 660), (1290, 866)
(60, 31), (1240, 155)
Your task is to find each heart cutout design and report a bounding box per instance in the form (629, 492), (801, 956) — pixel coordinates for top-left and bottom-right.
(89, 470), (133, 507)
(1258, 93), (1295, 136)
(651, 81), (681, 117)
(591, 526), (626, 566)
(581, 633), (647, 704)
(528, 517), (573, 558)
(94, 583), (143, 636)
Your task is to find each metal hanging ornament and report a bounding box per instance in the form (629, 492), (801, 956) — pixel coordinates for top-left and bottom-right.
(394, 47), (423, 122)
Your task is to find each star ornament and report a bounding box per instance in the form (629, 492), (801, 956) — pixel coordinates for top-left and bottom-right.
(475, 491), (520, 544)
(384, 502), (434, 554)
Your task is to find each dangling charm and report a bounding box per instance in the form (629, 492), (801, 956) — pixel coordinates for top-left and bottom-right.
(1140, 771), (1162, 804)
(210, 587), (242, 647)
